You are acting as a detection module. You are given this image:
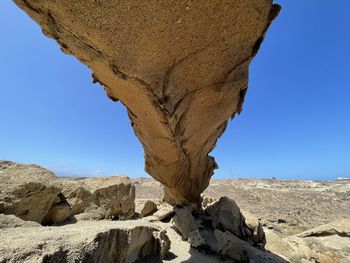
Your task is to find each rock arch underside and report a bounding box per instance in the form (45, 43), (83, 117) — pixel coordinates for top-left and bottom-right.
(14, 0), (280, 205)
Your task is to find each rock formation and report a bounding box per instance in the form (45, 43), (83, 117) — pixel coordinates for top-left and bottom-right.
(0, 161), (135, 224)
(0, 220), (170, 263)
(13, 0), (280, 205)
(0, 161), (65, 224)
(61, 176), (135, 220)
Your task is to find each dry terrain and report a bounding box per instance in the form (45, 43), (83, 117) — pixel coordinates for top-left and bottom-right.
(134, 178), (350, 236)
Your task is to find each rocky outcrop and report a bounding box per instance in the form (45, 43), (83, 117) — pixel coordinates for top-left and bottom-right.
(0, 220), (170, 263)
(0, 161), (135, 224)
(61, 176), (135, 220)
(170, 197), (287, 262)
(13, 0), (280, 205)
(0, 161), (65, 224)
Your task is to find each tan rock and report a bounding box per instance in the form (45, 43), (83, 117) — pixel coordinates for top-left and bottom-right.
(215, 229), (287, 263)
(282, 220), (350, 263)
(0, 161), (61, 224)
(13, 0), (280, 205)
(0, 220), (170, 263)
(243, 210), (266, 248)
(148, 203), (175, 222)
(42, 193), (72, 225)
(61, 176), (135, 220)
(140, 200), (158, 218)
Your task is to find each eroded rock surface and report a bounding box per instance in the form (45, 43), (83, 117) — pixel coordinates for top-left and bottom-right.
(13, 0), (280, 205)
(0, 161), (135, 224)
(61, 176), (136, 220)
(0, 220), (170, 263)
(0, 161), (62, 223)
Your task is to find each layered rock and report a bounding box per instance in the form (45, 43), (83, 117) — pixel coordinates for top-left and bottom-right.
(13, 0), (280, 205)
(0, 220), (170, 263)
(0, 161), (135, 224)
(0, 161), (65, 224)
(61, 176), (135, 220)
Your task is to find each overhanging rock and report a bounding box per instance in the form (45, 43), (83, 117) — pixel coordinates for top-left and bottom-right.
(13, 0), (280, 205)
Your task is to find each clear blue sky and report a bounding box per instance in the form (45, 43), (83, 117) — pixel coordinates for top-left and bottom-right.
(1, 1), (349, 180)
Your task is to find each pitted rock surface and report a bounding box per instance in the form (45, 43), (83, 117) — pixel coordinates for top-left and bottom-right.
(13, 0), (280, 204)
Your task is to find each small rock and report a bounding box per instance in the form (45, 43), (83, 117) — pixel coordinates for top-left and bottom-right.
(149, 203), (174, 222)
(140, 200), (158, 218)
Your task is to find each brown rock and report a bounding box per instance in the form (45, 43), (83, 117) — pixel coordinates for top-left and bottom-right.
(140, 200), (158, 218)
(13, 0), (280, 205)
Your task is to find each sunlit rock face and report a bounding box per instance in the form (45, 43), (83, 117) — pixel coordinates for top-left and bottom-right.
(14, 0), (279, 205)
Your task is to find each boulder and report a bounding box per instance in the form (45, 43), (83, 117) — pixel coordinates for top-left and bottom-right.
(148, 203), (175, 222)
(282, 219), (350, 263)
(0, 220), (170, 263)
(140, 200), (158, 218)
(172, 206), (205, 248)
(215, 229), (287, 263)
(42, 193), (72, 225)
(13, 0), (280, 205)
(206, 197), (246, 239)
(242, 210), (266, 248)
(0, 161), (62, 224)
(61, 176), (135, 220)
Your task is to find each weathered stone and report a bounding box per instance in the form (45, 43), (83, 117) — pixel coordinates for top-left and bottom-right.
(206, 197), (246, 239)
(172, 206), (205, 248)
(215, 229), (287, 263)
(148, 203), (175, 222)
(13, 0), (280, 205)
(42, 193), (72, 225)
(0, 220), (170, 263)
(61, 176), (135, 220)
(0, 161), (61, 224)
(140, 200), (158, 218)
(282, 219), (350, 263)
(242, 210), (266, 248)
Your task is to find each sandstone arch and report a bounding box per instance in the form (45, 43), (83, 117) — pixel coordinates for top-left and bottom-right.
(13, 0), (280, 205)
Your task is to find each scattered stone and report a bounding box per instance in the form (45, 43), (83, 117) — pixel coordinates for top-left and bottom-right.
(140, 200), (158, 218)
